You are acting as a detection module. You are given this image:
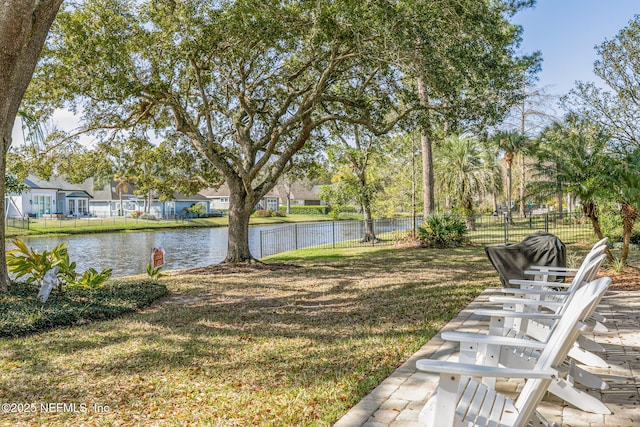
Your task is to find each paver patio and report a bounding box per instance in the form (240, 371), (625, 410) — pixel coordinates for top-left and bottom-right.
(334, 288), (640, 427)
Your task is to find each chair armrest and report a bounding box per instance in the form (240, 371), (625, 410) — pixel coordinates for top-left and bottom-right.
(524, 269), (576, 277)
(529, 265), (579, 273)
(416, 359), (557, 379)
(488, 296), (564, 308)
(499, 288), (570, 297)
(509, 279), (572, 288)
(474, 308), (562, 320)
(441, 331), (546, 349)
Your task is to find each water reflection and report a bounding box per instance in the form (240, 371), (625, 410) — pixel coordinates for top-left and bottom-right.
(9, 226), (274, 277)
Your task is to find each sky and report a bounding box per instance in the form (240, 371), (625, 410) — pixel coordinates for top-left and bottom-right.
(12, 1), (640, 144)
(512, 0), (638, 96)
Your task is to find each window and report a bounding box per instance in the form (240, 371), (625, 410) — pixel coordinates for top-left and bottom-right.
(33, 195), (52, 216)
(78, 199), (88, 214)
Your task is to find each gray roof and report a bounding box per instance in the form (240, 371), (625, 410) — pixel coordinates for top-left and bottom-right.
(274, 182), (322, 201)
(23, 175), (92, 198)
(81, 177), (209, 202)
(200, 182), (278, 198)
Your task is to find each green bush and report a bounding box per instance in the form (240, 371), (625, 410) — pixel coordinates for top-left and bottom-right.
(280, 205), (330, 215)
(253, 209), (273, 217)
(599, 204), (623, 242)
(418, 213), (467, 248)
(0, 280), (168, 337)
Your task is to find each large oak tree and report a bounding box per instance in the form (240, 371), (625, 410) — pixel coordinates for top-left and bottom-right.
(32, 0), (407, 263)
(0, 0), (64, 291)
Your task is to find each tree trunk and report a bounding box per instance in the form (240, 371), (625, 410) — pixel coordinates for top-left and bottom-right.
(360, 202), (376, 243)
(0, 155), (8, 292)
(619, 202), (638, 267)
(582, 200), (614, 263)
(225, 179), (256, 263)
(0, 0), (64, 292)
(492, 192), (498, 215)
(416, 74), (435, 216)
(519, 152), (526, 217)
(463, 195), (475, 231)
(556, 190), (564, 220)
(504, 152), (514, 225)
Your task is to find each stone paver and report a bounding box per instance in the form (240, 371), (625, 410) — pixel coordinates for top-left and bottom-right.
(333, 289), (640, 426)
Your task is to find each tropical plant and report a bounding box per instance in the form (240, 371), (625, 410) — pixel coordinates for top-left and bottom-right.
(602, 148), (640, 266)
(146, 262), (165, 283)
(69, 268), (113, 289)
(531, 115), (613, 262)
(6, 239), (66, 287)
(7, 239), (112, 292)
(417, 213), (467, 248)
(434, 134), (498, 230)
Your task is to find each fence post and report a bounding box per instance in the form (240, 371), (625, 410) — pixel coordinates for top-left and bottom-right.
(503, 214), (508, 245)
(259, 230), (263, 258)
(294, 224), (298, 250)
(545, 213), (549, 233)
(332, 221), (336, 249)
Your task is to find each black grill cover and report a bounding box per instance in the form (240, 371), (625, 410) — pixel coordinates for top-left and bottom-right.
(485, 232), (566, 287)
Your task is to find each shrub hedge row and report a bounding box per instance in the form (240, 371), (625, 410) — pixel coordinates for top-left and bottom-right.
(279, 205), (330, 215)
(0, 280), (168, 337)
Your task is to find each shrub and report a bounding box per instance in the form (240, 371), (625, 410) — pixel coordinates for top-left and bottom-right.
(253, 209), (273, 217)
(281, 205), (330, 215)
(0, 280), (168, 337)
(273, 210), (287, 217)
(140, 213), (156, 220)
(182, 204), (207, 218)
(418, 213), (467, 248)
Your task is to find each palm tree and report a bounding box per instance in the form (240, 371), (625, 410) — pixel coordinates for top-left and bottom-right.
(491, 130), (527, 224)
(605, 148), (640, 266)
(113, 173), (136, 217)
(532, 116), (613, 262)
(434, 134), (496, 230)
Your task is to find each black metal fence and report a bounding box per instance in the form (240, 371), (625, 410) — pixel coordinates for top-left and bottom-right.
(259, 217), (423, 258)
(258, 211), (596, 258)
(5, 216), (29, 230)
(470, 211), (594, 246)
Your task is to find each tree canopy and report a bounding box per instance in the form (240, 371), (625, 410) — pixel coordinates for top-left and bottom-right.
(31, 0), (408, 262)
(567, 15), (640, 149)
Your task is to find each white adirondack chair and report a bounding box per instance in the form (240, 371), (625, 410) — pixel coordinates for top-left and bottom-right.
(496, 248), (608, 368)
(416, 277), (611, 427)
(440, 250), (610, 413)
(525, 238), (608, 282)
(513, 238), (610, 332)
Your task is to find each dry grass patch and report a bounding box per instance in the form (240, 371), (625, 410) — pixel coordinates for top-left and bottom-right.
(0, 246), (498, 426)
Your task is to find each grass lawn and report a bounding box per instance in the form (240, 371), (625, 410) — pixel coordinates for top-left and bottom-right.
(0, 245), (498, 426)
(5, 213), (359, 238)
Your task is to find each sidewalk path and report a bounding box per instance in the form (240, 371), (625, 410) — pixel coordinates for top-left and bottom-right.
(333, 288), (640, 427)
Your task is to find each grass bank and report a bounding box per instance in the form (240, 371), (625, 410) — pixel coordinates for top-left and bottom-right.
(0, 245), (498, 426)
(5, 213), (362, 238)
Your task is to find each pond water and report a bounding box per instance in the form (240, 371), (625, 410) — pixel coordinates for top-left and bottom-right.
(8, 226), (280, 278)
